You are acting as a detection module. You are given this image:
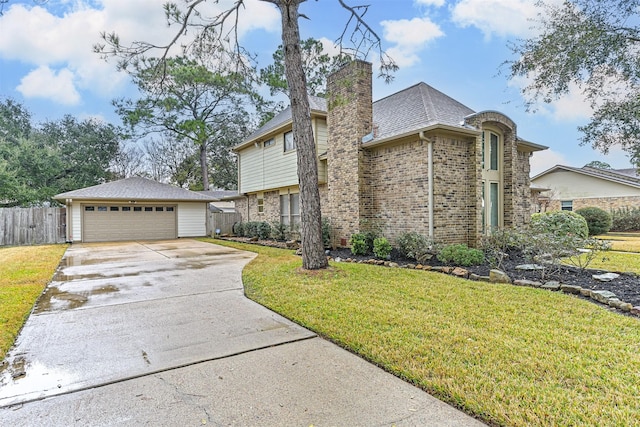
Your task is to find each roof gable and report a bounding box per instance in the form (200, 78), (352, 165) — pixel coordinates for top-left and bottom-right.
(372, 83), (475, 141)
(54, 177), (216, 202)
(532, 165), (640, 189)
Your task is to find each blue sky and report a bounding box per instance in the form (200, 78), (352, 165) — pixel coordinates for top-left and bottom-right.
(0, 0), (633, 175)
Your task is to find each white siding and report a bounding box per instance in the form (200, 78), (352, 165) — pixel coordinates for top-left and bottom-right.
(71, 203), (82, 242)
(238, 118), (329, 193)
(177, 202), (208, 237)
(533, 170), (640, 199)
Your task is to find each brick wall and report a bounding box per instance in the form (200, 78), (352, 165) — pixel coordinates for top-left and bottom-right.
(326, 60), (373, 244)
(547, 196), (640, 212)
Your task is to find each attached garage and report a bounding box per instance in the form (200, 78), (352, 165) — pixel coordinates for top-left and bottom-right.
(54, 177), (216, 243)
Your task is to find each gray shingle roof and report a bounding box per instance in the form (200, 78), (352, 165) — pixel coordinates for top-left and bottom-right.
(54, 177), (216, 202)
(372, 82), (475, 140)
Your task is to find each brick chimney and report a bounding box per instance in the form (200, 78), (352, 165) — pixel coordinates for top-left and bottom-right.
(326, 60), (373, 246)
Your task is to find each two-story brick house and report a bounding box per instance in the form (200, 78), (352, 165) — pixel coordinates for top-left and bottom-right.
(232, 60), (546, 247)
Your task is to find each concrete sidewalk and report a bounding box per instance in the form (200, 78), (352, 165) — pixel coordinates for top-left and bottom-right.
(0, 239), (484, 426)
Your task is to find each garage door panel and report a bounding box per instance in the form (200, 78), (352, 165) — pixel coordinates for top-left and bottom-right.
(83, 205), (177, 242)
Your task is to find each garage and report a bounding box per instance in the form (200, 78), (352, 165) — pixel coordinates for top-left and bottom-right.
(54, 177), (216, 243)
(82, 204), (177, 242)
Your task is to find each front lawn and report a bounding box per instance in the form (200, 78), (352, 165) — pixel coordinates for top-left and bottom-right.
(203, 238), (640, 427)
(598, 232), (640, 253)
(0, 245), (67, 359)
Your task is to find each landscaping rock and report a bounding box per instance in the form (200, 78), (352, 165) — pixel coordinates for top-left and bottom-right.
(451, 267), (468, 278)
(416, 253), (433, 264)
(295, 248), (303, 256)
(592, 272), (620, 282)
(579, 288), (592, 297)
(513, 279), (542, 287)
(285, 240), (299, 249)
(415, 264), (423, 269)
(620, 302), (633, 312)
(388, 262), (399, 268)
(515, 264), (545, 271)
(632, 306), (640, 316)
(591, 290), (617, 304)
(560, 284), (582, 294)
(541, 281), (561, 291)
(607, 298), (622, 308)
(334, 257), (342, 263)
(407, 264), (416, 269)
(489, 269), (511, 284)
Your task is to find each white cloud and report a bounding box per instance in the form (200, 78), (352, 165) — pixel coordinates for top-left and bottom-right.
(17, 66), (81, 105)
(415, 0), (445, 6)
(381, 17), (444, 67)
(452, 0), (540, 39)
(0, 0), (280, 106)
(530, 148), (567, 177)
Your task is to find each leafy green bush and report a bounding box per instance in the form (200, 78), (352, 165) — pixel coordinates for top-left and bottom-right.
(244, 221), (259, 238)
(575, 207), (612, 235)
(480, 228), (523, 270)
(257, 222), (272, 240)
(270, 222), (287, 240)
(349, 233), (369, 256)
(396, 232), (434, 261)
(232, 222), (244, 236)
(530, 210), (589, 238)
(373, 237), (392, 259)
(610, 207), (640, 232)
(322, 217), (332, 248)
(437, 244), (484, 266)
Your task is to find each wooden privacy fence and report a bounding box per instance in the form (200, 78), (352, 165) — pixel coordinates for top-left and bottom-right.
(208, 211), (241, 236)
(0, 207), (67, 246)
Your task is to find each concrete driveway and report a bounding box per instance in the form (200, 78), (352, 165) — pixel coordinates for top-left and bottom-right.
(0, 239), (484, 426)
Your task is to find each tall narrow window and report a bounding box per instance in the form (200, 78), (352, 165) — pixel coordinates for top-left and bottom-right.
(280, 193), (300, 226)
(490, 133), (499, 171)
(257, 196), (264, 213)
(284, 131), (295, 152)
(280, 195), (290, 226)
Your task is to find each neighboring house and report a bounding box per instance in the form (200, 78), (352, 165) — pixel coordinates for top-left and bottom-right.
(54, 177), (216, 243)
(232, 60), (547, 247)
(531, 165), (640, 212)
(197, 190), (238, 213)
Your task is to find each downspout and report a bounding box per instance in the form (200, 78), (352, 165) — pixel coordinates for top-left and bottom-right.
(419, 131), (434, 240)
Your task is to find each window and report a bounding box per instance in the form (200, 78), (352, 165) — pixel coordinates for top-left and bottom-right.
(134, 206), (142, 212)
(84, 206), (95, 211)
(155, 207), (164, 212)
(122, 206), (131, 212)
(263, 138), (274, 148)
(489, 133), (499, 171)
(110, 206), (119, 211)
(280, 193), (300, 226)
(144, 207), (153, 212)
(257, 196), (264, 213)
(561, 200), (573, 211)
(166, 207), (174, 212)
(284, 131), (295, 152)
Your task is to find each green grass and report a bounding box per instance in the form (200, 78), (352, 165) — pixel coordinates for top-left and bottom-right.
(0, 244), (67, 359)
(597, 232), (640, 253)
(202, 238), (640, 427)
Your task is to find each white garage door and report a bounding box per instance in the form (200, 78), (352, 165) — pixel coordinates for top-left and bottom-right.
(82, 204), (177, 242)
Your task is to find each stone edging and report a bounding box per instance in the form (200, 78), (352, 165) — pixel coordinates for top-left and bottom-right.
(329, 256), (640, 318)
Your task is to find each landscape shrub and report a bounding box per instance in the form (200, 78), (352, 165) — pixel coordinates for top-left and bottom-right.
(322, 217), (332, 248)
(232, 221), (244, 237)
(530, 210), (589, 239)
(610, 207), (640, 231)
(270, 222), (287, 240)
(349, 233), (370, 256)
(480, 228), (523, 270)
(244, 221), (259, 238)
(575, 207), (612, 235)
(396, 232), (435, 261)
(257, 222), (271, 240)
(437, 244), (484, 266)
(373, 237), (392, 259)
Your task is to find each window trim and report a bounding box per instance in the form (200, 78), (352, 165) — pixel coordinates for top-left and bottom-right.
(263, 138), (274, 148)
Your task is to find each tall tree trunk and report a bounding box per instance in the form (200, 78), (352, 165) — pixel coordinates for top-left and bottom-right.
(278, 1), (328, 270)
(200, 142), (210, 190)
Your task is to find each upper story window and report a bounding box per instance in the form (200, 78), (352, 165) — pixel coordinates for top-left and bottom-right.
(263, 138), (274, 148)
(561, 200), (573, 211)
(284, 131), (295, 152)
